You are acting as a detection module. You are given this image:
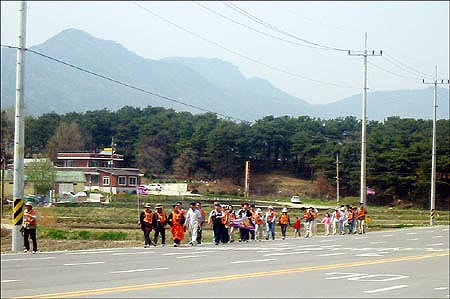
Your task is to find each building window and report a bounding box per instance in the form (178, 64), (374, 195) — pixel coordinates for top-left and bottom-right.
(103, 176), (110, 186)
(90, 161), (98, 167)
(118, 176), (126, 186)
(129, 176), (137, 186)
(91, 175), (99, 184)
(102, 162), (109, 168)
(66, 160), (74, 167)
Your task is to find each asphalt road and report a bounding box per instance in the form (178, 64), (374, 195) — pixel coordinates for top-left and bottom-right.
(1, 225), (449, 298)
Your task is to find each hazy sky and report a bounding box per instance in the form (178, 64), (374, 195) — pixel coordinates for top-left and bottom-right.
(1, 1), (449, 105)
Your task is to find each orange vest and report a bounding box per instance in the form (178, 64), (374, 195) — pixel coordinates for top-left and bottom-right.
(267, 210), (275, 222)
(222, 210), (229, 225)
(336, 211), (341, 220)
(279, 213), (289, 225)
(347, 211), (353, 220)
(303, 210), (310, 219)
(24, 209), (37, 226)
(254, 213), (264, 225)
(357, 207), (366, 219)
(157, 211), (167, 223)
(200, 208), (206, 220)
(310, 210), (317, 219)
(144, 210), (153, 224)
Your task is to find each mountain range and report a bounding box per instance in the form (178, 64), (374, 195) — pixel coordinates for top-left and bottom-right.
(1, 28), (448, 121)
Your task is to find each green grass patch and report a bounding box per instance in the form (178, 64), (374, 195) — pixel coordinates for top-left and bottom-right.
(97, 231), (127, 241)
(47, 228), (69, 240)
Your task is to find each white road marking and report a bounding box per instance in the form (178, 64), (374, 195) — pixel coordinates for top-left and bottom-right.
(363, 285), (408, 293)
(1, 257), (55, 262)
(442, 228), (449, 232)
(112, 252), (154, 256)
(326, 272), (366, 280)
(264, 252), (307, 256)
(176, 255), (207, 259)
(432, 235), (443, 238)
(406, 232), (418, 235)
(1, 280), (20, 283)
(435, 287), (449, 290)
(319, 252), (346, 257)
(67, 250), (117, 255)
(354, 236), (367, 239)
(407, 238), (419, 241)
(370, 241), (386, 244)
(110, 267), (168, 274)
(320, 239), (334, 242)
(349, 274), (409, 281)
(382, 234), (393, 237)
(356, 253), (383, 257)
(429, 243), (443, 246)
(64, 261), (105, 266)
(257, 251), (270, 253)
(231, 258), (276, 264)
(190, 250), (216, 254)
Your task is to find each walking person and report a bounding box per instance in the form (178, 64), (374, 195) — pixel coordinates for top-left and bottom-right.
(152, 204), (168, 246)
(237, 203), (252, 242)
(209, 203), (226, 245)
(330, 208), (339, 235)
(253, 208), (265, 241)
(302, 207), (313, 238)
(346, 206), (354, 234)
(339, 206), (347, 235)
(357, 203), (368, 234)
(321, 212), (331, 236)
(139, 203), (153, 248)
(196, 202), (206, 244)
(227, 205), (237, 242)
(265, 205), (276, 240)
(279, 208), (291, 240)
(168, 204), (185, 247)
(185, 202), (202, 246)
(22, 201), (38, 253)
(293, 216), (301, 237)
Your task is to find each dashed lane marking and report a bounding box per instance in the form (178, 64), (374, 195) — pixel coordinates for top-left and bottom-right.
(1, 280), (20, 283)
(176, 255), (207, 259)
(435, 287), (449, 291)
(67, 250), (118, 255)
(2, 257), (56, 262)
(231, 258), (276, 264)
(264, 252), (307, 256)
(407, 238), (419, 241)
(319, 253), (346, 257)
(64, 262), (105, 266)
(363, 285), (408, 293)
(112, 252), (154, 256)
(111, 268), (168, 274)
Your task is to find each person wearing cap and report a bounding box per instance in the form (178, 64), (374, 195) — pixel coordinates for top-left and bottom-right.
(265, 205), (276, 240)
(356, 203), (368, 234)
(253, 208), (265, 241)
(279, 207), (291, 240)
(152, 204), (168, 246)
(139, 203), (154, 248)
(23, 201), (38, 253)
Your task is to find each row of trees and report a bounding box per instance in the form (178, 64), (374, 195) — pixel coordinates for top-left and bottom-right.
(1, 106), (449, 207)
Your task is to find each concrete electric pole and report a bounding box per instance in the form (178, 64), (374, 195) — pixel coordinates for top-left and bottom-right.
(12, 1), (27, 252)
(422, 67), (449, 226)
(348, 33), (382, 206)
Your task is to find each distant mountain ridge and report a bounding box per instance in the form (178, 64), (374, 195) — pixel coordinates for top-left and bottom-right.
(1, 28), (448, 121)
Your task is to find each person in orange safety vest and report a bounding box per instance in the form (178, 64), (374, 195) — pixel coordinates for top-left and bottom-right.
(22, 201), (38, 253)
(139, 203), (153, 248)
(168, 204), (185, 247)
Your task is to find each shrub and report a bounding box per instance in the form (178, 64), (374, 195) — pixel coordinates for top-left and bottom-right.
(47, 229), (68, 240)
(77, 230), (91, 240)
(97, 231), (127, 241)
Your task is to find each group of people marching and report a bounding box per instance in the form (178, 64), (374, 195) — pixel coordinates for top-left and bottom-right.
(138, 201), (368, 248)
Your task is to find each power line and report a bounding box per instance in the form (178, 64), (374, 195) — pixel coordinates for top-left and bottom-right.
(195, 1), (338, 51)
(368, 61), (422, 81)
(383, 54), (434, 80)
(132, 2), (359, 90)
(223, 1), (349, 52)
(0, 44), (246, 122)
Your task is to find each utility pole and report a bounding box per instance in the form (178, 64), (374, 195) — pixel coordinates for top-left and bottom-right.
(348, 33), (382, 206)
(244, 161), (250, 198)
(422, 67), (449, 226)
(335, 154), (340, 206)
(109, 137), (115, 199)
(12, 1), (27, 252)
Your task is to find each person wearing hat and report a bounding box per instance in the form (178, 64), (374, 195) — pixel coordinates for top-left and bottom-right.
(265, 205), (277, 240)
(23, 201), (38, 253)
(253, 208), (265, 241)
(279, 207), (291, 240)
(139, 203), (154, 248)
(152, 204), (168, 246)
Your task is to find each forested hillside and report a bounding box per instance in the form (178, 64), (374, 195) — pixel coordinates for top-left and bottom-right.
(1, 106), (449, 208)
